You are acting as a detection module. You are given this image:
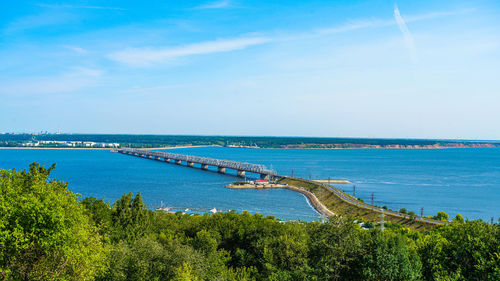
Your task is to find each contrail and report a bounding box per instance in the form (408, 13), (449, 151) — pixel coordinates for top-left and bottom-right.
(394, 5), (418, 63)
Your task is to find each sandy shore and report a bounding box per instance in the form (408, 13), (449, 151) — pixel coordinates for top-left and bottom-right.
(226, 183), (334, 217)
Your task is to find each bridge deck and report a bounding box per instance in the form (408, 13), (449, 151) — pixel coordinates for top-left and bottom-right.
(119, 148), (276, 176)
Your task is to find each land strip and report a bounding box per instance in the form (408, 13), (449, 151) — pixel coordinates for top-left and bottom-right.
(279, 177), (444, 231)
(228, 179), (444, 231)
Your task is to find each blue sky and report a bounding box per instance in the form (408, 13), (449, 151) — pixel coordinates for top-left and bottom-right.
(1, 0), (499, 139)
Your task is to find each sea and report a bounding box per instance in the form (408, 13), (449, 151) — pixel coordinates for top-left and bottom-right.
(1, 147), (499, 222)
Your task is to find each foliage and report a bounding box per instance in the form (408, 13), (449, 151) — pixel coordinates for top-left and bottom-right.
(0, 163), (106, 280)
(1, 163), (500, 280)
(433, 212), (449, 221)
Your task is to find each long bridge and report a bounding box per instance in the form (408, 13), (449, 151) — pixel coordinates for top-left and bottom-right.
(118, 148), (277, 179)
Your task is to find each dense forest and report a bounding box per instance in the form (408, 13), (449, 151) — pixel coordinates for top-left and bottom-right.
(1, 163), (499, 280)
(1, 133), (499, 148)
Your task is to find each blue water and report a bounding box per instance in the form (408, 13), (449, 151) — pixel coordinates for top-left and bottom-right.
(1, 147), (499, 221)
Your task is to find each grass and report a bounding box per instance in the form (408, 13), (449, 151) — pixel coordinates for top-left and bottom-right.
(279, 177), (438, 231)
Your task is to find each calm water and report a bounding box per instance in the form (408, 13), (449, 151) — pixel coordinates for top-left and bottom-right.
(1, 147), (499, 221)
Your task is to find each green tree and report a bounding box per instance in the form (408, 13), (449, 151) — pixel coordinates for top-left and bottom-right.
(81, 197), (112, 235)
(453, 213), (464, 223)
(307, 216), (363, 280)
(111, 192), (150, 241)
(434, 212), (449, 221)
(0, 163), (106, 280)
(420, 221), (500, 281)
(357, 230), (422, 281)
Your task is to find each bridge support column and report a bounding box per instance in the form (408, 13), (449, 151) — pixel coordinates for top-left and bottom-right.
(187, 162), (194, 167)
(218, 167), (225, 173)
(201, 164), (208, 170)
(237, 170), (246, 178)
(260, 174), (270, 180)
(156, 156), (161, 160)
(148, 155), (154, 159)
(164, 158), (170, 162)
(175, 159), (182, 165)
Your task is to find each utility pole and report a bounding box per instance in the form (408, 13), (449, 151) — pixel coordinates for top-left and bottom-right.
(492, 217), (494, 224)
(309, 173), (311, 180)
(291, 169), (294, 178)
(371, 193), (374, 206)
(328, 176), (331, 184)
(421, 207), (424, 217)
(353, 185), (356, 197)
(380, 209), (385, 231)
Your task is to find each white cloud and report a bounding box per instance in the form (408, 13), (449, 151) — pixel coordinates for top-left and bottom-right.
(194, 0), (231, 9)
(109, 36), (271, 66)
(394, 5), (418, 63)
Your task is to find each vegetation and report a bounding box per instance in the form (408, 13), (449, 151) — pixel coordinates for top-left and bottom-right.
(279, 177), (438, 231)
(1, 133), (499, 149)
(1, 163), (499, 280)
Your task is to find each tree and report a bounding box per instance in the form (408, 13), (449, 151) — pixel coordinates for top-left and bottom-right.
(111, 192), (150, 242)
(81, 197), (112, 235)
(307, 216), (363, 280)
(434, 212), (449, 221)
(453, 214), (464, 223)
(0, 163), (106, 280)
(357, 230), (422, 281)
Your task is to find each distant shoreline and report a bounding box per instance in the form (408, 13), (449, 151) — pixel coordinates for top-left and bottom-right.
(0, 145), (498, 150)
(0, 145), (219, 150)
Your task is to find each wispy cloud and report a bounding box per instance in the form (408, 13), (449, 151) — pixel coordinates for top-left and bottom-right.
(194, 0), (231, 10)
(3, 12), (74, 34)
(314, 18), (393, 36)
(0, 67), (103, 97)
(64, 45), (89, 54)
(108, 7), (470, 66)
(109, 36), (271, 66)
(286, 7), (470, 42)
(37, 4), (125, 11)
(394, 5), (418, 63)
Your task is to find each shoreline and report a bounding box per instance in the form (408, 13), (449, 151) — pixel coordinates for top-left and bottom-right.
(1, 146), (498, 150)
(0, 145), (219, 150)
(226, 183), (334, 217)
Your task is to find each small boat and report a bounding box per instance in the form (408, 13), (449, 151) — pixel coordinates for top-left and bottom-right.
(209, 208), (217, 214)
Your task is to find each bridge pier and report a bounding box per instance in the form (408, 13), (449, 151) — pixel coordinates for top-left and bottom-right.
(119, 149), (276, 180)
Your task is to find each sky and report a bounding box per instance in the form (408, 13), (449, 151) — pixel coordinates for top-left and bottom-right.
(0, 0), (499, 139)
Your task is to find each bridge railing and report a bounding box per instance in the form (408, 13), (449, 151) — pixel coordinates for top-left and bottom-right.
(120, 148), (276, 175)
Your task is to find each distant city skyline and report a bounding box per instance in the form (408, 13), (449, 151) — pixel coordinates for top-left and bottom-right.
(1, 0), (499, 140)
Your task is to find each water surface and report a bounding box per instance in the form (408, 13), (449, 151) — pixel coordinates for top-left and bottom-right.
(1, 147), (499, 221)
